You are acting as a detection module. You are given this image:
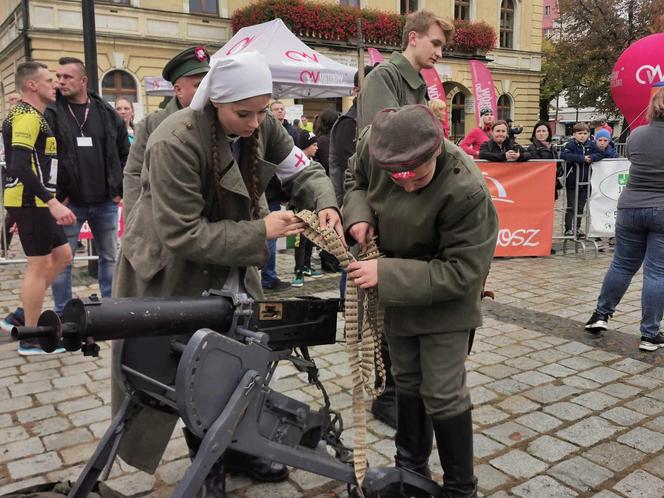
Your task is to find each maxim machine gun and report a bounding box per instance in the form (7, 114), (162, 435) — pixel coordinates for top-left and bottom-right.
(13, 291), (444, 498)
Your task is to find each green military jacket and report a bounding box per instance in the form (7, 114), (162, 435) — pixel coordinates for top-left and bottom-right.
(123, 98), (180, 215)
(114, 105), (337, 302)
(343, 128), (498, 336)
(356, 52), (428, 131)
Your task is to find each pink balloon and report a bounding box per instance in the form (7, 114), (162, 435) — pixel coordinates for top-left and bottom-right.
(611, 33), (664, 131)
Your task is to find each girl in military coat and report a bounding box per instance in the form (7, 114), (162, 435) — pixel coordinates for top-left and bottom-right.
(111, 51), (341, 496)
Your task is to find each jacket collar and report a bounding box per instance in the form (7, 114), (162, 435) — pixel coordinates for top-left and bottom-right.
(389, 52), (426, 91)
(206, 107), (250, 200)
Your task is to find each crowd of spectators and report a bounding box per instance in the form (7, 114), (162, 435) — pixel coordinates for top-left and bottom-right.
(0, 51), (629, 352)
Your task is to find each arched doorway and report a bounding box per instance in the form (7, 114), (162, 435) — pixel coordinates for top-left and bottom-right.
(101, 70), (138, 103)
(101, 69), (141, 121)
(497, 94), (512, 121)
(444, 82), (472, 144)
(450, 93), (466, 143)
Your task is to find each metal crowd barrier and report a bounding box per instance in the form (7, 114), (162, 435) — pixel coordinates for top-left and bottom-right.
(0, 162), (99, 265)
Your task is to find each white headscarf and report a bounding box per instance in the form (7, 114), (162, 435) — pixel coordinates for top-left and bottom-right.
(190, 51), (273, 111)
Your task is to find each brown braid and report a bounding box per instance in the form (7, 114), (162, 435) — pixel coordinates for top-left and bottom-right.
(210, 117), (225, 195)
(241, 128), (261, 220)
(210, 110), (261, 220)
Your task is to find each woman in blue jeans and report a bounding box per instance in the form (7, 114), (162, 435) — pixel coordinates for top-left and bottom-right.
(585, 87), (664, 351)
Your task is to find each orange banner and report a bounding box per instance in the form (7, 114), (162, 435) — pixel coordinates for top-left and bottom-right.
(477, 162), (557, 257)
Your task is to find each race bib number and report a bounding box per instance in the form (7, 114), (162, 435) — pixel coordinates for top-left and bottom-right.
(48, 159), (58, 185)
(276, 146), (310, 182)
(45, 136), (57, 155)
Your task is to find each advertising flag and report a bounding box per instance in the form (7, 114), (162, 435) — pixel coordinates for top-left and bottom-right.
(469, 60), (498, 125)
(367, 48), (384, 65)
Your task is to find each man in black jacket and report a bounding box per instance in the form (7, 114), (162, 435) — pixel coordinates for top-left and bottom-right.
(47, 56), (129, 314)
(261, 100), (300, 291)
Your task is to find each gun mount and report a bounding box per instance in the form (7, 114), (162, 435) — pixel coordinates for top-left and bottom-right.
(11, 292), (443, 498)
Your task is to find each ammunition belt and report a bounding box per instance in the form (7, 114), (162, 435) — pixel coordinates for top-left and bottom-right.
(294, 210), (385, 496)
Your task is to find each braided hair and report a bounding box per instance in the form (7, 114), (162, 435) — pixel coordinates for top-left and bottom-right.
(241, 128), (262, 220)
(209, 113), (262, 220)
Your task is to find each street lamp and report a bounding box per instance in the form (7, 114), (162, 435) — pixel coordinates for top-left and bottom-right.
(82, 0), (99, 92)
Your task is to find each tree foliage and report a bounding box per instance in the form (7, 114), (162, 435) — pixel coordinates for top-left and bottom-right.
(540, 0), (663, 119)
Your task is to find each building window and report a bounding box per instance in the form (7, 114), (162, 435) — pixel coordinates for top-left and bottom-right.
(454, 0), (471, 20)
(101, 70), (137, 103)
(497, 94), (512, 121)
(340, 0), (360, 6)
(544, 5), (551, 15)
(451, 93), (466, 142)
(544, 28), (552, 38)
(500, 0), (515, 48)
(189, 0), (219, 15)
(401, 0), (418, 15)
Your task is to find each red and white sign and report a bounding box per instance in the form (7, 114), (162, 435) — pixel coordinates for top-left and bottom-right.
(610, 33), (664, 131)
(79, 202), (125, 240)
(477, 162), (556, 257)
(469, 61), (497, 125)
(421, 68), (450, 138)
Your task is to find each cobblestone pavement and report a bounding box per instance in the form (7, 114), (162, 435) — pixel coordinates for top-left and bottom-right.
(2, 241), (664, 498)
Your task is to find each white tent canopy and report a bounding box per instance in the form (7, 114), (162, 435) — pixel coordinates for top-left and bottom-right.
(211, 19), (356, 99)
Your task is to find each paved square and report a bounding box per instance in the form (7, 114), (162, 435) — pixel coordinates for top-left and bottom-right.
(2, 244), (664, 497)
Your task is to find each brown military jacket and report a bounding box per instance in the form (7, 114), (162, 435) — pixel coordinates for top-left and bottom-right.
(356, 51), (428, 131)
(123, 98), (180, 215)
(343, 127), (498, 336)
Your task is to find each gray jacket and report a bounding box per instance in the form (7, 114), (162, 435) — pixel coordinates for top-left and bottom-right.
(356, 52), (428, 131)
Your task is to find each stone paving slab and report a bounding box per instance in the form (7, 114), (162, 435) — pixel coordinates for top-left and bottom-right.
(1, 244), (664, 497)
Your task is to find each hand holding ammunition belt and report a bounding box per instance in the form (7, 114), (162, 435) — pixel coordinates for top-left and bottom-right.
(294, 210), (385, 496)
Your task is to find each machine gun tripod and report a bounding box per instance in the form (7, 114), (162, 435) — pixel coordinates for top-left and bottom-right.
(13, 291), (444, 498)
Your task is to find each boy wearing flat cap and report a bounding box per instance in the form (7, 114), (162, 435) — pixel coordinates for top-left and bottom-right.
(344, 105), (498, 498)
(123, 46), (210, 216)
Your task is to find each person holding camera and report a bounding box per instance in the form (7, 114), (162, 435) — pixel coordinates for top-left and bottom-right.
(479, 120), (530, 162)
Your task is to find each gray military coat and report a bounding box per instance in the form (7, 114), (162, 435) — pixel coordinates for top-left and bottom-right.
(123, 98), (179, 215)
(111, 104), (337, 472)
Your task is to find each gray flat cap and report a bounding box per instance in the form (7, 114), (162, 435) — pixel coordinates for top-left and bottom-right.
(369, 105), (444, 173)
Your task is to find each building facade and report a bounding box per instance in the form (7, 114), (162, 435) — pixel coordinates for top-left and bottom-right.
(0, 0), (543, 138)
(541, 0), (557, 38)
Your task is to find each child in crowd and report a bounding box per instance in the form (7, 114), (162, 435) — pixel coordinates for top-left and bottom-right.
(594, 129), (619, 158)
(292, 130), (323, 287)
(561, 122), (603, 237)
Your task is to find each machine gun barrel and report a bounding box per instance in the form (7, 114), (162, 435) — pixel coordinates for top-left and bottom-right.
(12, 295), (235, 355)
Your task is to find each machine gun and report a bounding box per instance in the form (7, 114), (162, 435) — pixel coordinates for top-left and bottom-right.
(13, 291), (444, 498)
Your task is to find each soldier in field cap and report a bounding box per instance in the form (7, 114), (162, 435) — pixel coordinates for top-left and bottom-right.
(123, 46), (211, 215)
(343, 104), (498, 498)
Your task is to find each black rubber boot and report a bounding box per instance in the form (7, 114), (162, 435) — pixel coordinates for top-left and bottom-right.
(379, 390), (433, 498)
(371, 335), (397, 429)
(432, 410), (478, 498)
(183, 427), (288, 483)
(183, 428), (227, 498)
(224, 448), (289, 482)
